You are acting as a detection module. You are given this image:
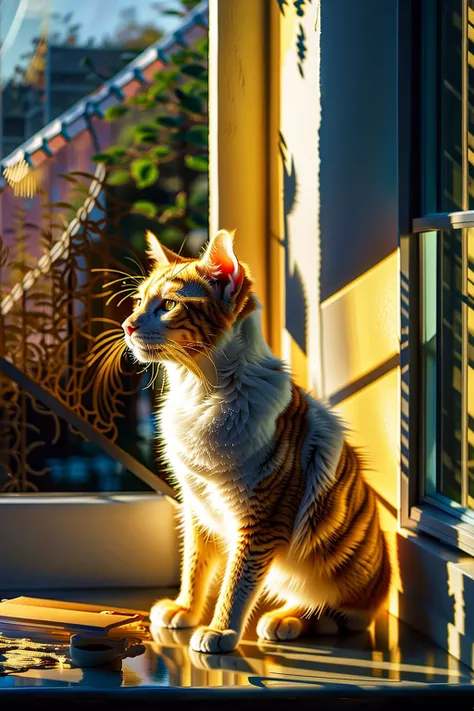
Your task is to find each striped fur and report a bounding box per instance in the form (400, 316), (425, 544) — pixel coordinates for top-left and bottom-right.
(123, 230), (391, 653)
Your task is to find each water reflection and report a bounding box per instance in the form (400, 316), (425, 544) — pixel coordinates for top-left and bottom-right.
(2, 614), (474, 689)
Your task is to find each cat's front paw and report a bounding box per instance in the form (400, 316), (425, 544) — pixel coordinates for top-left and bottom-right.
(149, 599), (198, 629)
(256, 612), (302, 641)
(190, 626), (240, 653)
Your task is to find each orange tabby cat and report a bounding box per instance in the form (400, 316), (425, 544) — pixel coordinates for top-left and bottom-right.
(122, 229), (390, 653)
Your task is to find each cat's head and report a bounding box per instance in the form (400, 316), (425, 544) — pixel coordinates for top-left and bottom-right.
(122, 229), (254, 364)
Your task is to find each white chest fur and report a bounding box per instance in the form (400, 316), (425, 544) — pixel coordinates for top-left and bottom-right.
(158, 310), (292, 532)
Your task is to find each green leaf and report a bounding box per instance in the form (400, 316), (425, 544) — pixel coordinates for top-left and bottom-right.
(131, 158), (159, 189)
(135, 127), (158, 144)
(160, 227), (183, 244)
(170, 128), (187, 144)
(185, 126), (208, 148)
(152, 146), (171, 158)
(92, 152), (113, 164)
(154, 69), (179, 85)
(175, 88), (202, 115)
(92, 146), (127, 164)
(106, 170), (130, 186)
(104, 104), (129, 121)
(127, 94), (151, 107)
(136, 122), (157, 133)
(185, 155), (209, 172)
(131, 201), (158, 218)
(148, 79), (168, 100)
(195, 38), (209, 55)
(181, 64), (207, 79)
(170, 52), (187, 66)
(107, 146), (127, 159)
(190, 191), (209, 208)
(176, 192), (187, 210)
(155, 115), (184, 128)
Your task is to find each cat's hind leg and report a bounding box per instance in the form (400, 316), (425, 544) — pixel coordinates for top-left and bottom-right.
(256, 605), (308, 642)
(311, 609), (373, 635)
(337, 610), (373, 633)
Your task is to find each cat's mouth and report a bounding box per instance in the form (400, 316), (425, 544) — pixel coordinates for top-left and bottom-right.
(127, 335), (163, 362)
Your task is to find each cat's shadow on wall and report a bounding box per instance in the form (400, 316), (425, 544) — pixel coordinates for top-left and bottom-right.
(279, 133), (308, 356)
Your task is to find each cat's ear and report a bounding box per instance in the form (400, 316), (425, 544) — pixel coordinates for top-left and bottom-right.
(198, 230), (244, 302)
(145, 230), (190, 268)
(146, 230), (169, 267)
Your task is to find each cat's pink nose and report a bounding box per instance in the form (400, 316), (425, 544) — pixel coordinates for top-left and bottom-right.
(125, 323), (138, 337)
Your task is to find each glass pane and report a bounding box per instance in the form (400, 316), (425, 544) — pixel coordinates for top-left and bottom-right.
(469, 0), (474, 207)
(440, 0), (463, 211)
(0, 1), (209, 492)
(422, 228), (474, 508)
(422, 232), (438, 497)
(467, 229), (474, 505)
(439, 229), (463, 503)
(424, 1), (474, 211)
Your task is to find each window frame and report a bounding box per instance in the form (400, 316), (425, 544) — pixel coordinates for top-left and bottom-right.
(0, 2), (210, 588)
(399, 0), (474, 556)
(402, 213), (474, 558)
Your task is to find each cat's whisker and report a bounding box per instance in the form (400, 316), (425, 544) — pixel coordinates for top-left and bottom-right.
(105, 288), (137, 307)
(86, 332), (127, 368)
(181, 343), (219, 384)
(124, 255), (147, 278)
(170, 234), (188, 278)
(90, 338), (129, 413)
(160, 364), (167, 397)
(169, 261), (189, 280)
(145, 360), (161, 390)
(170, 342), (212, 392)
(92, 268), (144, 280)
(87, 331), (125, 360)
(116, 291), (136, 308)
(102, 276), (142, 289)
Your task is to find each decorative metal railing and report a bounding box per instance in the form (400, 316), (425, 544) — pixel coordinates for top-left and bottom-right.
(0, 2), (208, 497)
(0, 167), (175, 497)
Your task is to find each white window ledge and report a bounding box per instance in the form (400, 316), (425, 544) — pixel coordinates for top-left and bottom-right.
(0, 494), (180, 591)
(396, 528), (474, 670)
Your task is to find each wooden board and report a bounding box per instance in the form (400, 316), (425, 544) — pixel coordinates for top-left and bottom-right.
(0, 597), (143, 635)
(3, 596), (147, 617)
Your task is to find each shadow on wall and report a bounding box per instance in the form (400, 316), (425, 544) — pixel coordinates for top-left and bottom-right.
(279, 132), (308, 355)
(318, 0), (398, 303)
(395, 531), (471, 671)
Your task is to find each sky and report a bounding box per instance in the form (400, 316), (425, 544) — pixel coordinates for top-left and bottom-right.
(0, 0), (184, 80)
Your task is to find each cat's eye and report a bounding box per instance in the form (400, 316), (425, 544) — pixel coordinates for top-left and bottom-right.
(135, 298), (142, 307)
(163, 300), (177, 312)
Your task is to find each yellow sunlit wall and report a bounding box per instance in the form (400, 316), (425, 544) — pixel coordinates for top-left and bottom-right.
(269, 1), (401, 612)
(211, 0), (474, 671)
(211, 0), (401, 619)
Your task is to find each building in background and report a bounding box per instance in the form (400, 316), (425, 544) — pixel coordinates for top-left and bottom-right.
(2, 42), (139, 156)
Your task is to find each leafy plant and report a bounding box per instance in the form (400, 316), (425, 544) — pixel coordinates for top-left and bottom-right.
(93, 33), (209, 252)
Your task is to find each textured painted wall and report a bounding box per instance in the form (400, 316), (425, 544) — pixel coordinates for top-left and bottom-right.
(271, 0), (323, 395)
(318, 0), (401, 606)
(270, 0), (401, 608)
(319, 0), (399, 302)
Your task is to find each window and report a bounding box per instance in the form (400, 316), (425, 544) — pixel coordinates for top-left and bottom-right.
(0, 0), (208, 587)
(407, 0), (474, 554)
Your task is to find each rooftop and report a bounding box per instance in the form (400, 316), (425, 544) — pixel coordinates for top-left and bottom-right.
(0, 0), (208, 190)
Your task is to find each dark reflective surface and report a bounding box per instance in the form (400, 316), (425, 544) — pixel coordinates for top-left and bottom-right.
(0, 603), (472, 690)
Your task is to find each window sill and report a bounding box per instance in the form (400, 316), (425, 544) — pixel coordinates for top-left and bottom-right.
(395, 528), (474, 671)
(409, 503), (474, 558)
(0, 586), (473, 700)
(0, 495), (180, 591)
